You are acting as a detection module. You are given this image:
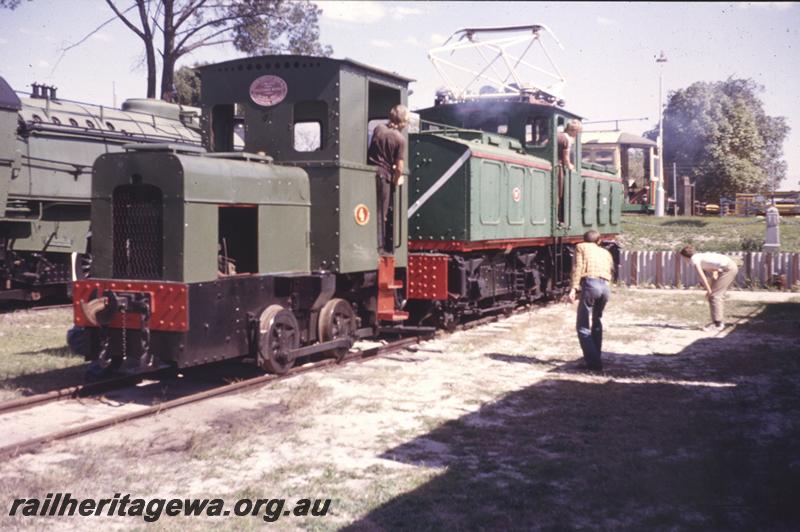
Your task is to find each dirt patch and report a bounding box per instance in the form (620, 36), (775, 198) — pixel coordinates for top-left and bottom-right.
(1, 290), (799, 530)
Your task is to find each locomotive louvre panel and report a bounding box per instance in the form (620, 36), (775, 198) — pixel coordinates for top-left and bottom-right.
(610, 182), (623, 225)
(507, 165), (525, 226)
(582, 179), (598, 226)
(112, 184), (164, 279)
(597, 180), (610, 225)
(479, 160), (502, 226)
(529, 169), (550, 227)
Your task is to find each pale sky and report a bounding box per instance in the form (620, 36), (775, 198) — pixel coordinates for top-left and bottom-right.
(1, 1), (798, 189)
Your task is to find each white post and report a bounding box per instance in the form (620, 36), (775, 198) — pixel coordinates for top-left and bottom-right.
(654, 52), (668, 217)
(673, 161), (678, 216)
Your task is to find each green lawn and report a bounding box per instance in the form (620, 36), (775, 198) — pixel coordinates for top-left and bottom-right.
(617, 214), (800, 252)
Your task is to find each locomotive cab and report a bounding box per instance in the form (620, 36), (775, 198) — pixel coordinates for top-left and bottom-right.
(198, 56), (412, 323)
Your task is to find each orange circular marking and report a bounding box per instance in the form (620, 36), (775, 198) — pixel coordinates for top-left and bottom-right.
(354, 204), (370, 226)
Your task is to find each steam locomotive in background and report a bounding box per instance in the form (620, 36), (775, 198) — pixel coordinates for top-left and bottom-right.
(0, 76), (202, 302)
(71, 45), (622, 375)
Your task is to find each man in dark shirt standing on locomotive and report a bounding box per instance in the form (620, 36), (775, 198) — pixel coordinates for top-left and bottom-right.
(368, 105), (409, 255)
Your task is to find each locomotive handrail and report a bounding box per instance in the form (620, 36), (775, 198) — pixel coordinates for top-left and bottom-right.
(20, 121), (201, 145)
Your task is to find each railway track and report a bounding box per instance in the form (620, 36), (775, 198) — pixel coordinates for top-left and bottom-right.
(0, 302), (72, 314)
(0, 335), (429, 459)
(0, 299), (540, 459)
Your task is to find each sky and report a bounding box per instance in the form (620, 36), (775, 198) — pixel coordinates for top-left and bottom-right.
(1, 0), (798, 189)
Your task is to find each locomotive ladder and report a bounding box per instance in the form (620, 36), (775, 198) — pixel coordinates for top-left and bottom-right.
(377, 255), (409, 322)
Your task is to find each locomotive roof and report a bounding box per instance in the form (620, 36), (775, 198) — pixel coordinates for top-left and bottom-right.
(198, 55), (415, 84)
(582, 130), (657, 148)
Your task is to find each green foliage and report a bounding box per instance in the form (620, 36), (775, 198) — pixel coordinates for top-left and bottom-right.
(230, 0), (333, 57)
(739, 237), (763, 252)
(13, 1), (334, 100)
(0, 0), (26, 8)
(174, 65), (202, 107)
(645, 78), (790, 202)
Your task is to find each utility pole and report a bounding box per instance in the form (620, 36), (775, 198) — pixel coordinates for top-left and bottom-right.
(673, 161), (677, 216)
(654, 51), (668, 217)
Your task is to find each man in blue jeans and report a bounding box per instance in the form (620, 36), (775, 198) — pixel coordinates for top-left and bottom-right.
(568, 230), (614, 372)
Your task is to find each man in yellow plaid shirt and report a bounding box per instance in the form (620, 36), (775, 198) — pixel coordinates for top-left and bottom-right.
(568, 230), (614, 372)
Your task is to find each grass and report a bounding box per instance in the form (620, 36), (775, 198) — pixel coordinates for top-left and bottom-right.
(617, 213), (800, 252)
(0, 308), (85, 398)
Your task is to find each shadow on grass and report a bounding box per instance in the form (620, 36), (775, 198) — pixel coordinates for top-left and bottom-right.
(345, 301), (800, 531)
(660, 219), (709, 228)
(16, 346), (77, 358)
(0, 364), (88, 395)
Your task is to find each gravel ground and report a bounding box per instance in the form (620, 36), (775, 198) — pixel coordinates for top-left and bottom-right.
(1, 288), (798, 531)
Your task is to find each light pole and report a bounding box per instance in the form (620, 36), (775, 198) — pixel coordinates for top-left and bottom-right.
(654, 51), (667, 217)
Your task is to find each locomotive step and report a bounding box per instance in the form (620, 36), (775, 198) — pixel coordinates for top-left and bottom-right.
(378, 310), (410, 322)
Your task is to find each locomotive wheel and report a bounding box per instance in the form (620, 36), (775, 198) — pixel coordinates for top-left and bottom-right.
(318, 298), (356, 362)
(258, 305), (300, 375)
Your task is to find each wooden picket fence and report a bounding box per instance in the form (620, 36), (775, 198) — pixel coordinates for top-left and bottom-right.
(617, 250), (800, 290)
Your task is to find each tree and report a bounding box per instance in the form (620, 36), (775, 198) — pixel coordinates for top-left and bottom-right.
(645, 78), (790, 202)
(113, 0), (333, 100)
(4, 1), (332, 100)
(174, 65), (203, 106)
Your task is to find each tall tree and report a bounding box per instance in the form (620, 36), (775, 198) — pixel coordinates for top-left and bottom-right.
(645, 78), (790, 201)
(107, 0), (332, 100)
(2, 1), (333, 100)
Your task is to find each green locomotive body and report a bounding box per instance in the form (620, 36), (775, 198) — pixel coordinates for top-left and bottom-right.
(405, 99), (622, 326)
(73, 56), (412, 374)
(0, 76), (201, 301)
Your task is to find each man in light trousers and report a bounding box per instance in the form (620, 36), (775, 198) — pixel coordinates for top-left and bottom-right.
(679, 245), (739, 332)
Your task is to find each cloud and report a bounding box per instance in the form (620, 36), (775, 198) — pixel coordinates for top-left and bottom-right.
(736, 1), (794, 9)
(320, 1), (385, 24)
(0, 38), (7, 45)
(596, 16), (618, 26)
(37, 60), (50, 68)
(404, 36), (422, 48)
(370, 39), (394, 49)
(430, 33), (446, 46)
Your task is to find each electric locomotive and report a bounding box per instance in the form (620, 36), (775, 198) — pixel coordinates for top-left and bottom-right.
(402, 25), (622, 328)
(403, 100), (622, 328)
(72, 56), (412, 374)
(0, 76), (201, 302)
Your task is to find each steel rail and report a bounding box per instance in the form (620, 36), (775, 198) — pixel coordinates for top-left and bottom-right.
(0, 335), (429, 458)
(0, 298), (549, 459)
(0, 369), (173, 415)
